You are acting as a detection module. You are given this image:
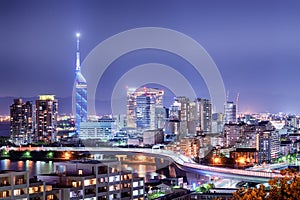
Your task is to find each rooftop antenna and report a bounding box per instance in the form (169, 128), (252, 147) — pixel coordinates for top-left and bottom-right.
(75, 33), (81, 72)
(236, 92), (240, 104)
(226, 90), (229, 102)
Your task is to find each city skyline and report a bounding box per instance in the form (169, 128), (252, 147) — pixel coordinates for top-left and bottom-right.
(1, 1), (300, 115)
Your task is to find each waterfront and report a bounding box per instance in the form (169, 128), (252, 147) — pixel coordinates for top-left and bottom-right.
(0, 159), (54, 176)
(0, 158), (160, 180)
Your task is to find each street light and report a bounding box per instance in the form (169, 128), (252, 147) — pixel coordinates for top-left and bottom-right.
(212, 156), (221, 166)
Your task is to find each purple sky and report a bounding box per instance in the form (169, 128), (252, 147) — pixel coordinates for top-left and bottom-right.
(1, 0), (300, 115)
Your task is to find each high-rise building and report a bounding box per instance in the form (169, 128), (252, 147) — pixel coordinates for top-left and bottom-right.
(36, 95), (58, 143)
(224, 101), (237, 124)
(257, 130), (280, 163)
(173, 96), (190, 136)
(192, 98), (212, 133)
(75, 33), (87, 134)
(136, 94), (153, 129)
(10, 99), (34, 145)
(126, 87), (164, 130)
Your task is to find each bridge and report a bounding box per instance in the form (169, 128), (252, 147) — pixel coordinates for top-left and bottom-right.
(13, 146), (282, 182)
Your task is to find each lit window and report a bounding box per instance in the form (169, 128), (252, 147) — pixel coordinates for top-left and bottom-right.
(72, 181), (78, 187)
(78, 169), (83, 175)
(14, 189), (21, 196)
(133, 182), (138, 187)
(133, 190), (138, 196)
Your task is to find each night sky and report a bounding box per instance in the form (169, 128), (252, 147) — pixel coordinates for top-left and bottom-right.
(1, 0), (300, 115)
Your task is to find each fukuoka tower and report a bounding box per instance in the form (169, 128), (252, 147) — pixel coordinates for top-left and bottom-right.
(75, 33), (87, 134)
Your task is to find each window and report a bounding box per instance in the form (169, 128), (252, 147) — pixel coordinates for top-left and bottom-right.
(133, 190), (138, 196)
(133, 182), (138, 187)
(14, 189), (21, 196)
(0, 191), (8, 198)
(72, 181), (78, 187)
(78, 169), (83, 175)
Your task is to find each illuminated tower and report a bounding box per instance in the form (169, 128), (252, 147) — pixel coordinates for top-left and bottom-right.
(75, 33), (87, 133)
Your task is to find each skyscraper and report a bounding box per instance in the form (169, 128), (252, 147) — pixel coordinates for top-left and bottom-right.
(173, 96), (190, 136)
(224, 101), (237, 124)
(75, 33), (87, 134)
(126, 87), (164, 130)
(36, 95), (58, 143)
(136, 94), (152, 129)
(10, 99), (34, 145)
(194, 98), (212, 133)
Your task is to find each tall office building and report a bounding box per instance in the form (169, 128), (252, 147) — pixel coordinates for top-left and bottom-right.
(136, 94), (153, 129)
(173, 96), (190, 136)
(189, 99), (212, 134)
(10, 99), (34, 145)
(126, 87), (164, 130)
(75, 33), (87, 134)
(194, 98), (212, 133)
(224, 101), (237, 124)
(36, 95), (58, 143)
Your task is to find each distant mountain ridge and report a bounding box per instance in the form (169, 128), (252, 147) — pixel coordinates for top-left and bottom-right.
(0, 96), (73, 115)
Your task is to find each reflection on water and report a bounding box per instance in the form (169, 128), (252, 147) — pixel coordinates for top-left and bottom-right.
(0, 152), (175, 182)
(0, 159), (163, 180)
(0, 159), (54, 177)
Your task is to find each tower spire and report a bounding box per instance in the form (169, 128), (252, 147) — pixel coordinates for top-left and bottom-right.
(76, 33), (81, 72)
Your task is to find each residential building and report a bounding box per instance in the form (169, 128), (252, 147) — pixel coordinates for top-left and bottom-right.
(36, 95), (58, 143)
(10, 99), (34, 145)
(257, 130), (280, 163)
(0, 170), (60, 199)
(38, 160), (145, 200)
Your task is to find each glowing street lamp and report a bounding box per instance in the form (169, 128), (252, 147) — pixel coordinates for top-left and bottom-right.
(212, 156), (221, 166)
(64, 152), (71, 159)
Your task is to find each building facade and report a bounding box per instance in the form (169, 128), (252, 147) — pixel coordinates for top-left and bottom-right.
(10, 99), (34, 145)
(38, 160), (145, 200)
(190, 98), (212, 134)
(80, 118), (116, 141)
(126, 87), (164, 130)
(143, 129), (164, 145)
(224, 101), (237, 124)
(257, 130), (280, 163)
(0, 170), (60, 200)
(36, 95), (58, 143)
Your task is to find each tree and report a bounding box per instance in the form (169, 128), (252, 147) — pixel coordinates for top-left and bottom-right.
(232, 169), (300, 200)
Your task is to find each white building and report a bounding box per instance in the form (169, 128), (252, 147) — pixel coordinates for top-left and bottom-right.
(80, 118), (116, 141)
